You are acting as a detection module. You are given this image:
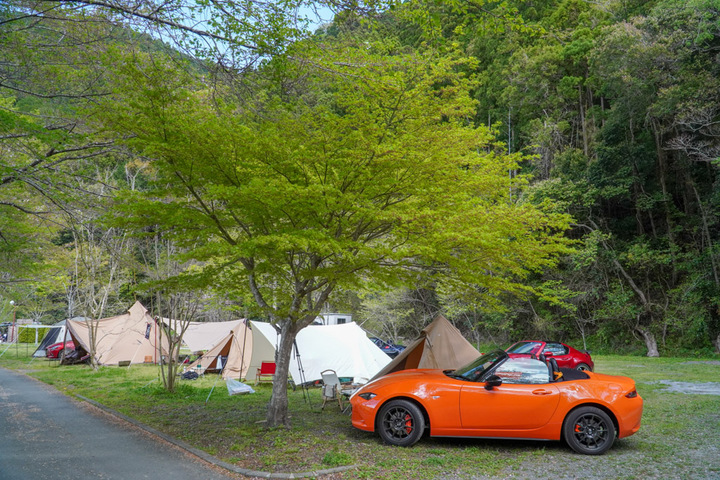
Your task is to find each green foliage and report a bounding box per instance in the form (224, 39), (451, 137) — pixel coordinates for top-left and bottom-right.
(427, 0), (720, 355)
(97, 41), (572, 321)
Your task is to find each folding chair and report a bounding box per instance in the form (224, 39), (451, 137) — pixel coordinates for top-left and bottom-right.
(320, 369), (343, 410)
(255, 361), (276, 385)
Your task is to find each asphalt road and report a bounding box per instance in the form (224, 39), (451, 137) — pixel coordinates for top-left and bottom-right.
(0, 368), (239, 480)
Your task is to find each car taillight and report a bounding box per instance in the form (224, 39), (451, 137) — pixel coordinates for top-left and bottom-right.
(626, 390), (638, 398)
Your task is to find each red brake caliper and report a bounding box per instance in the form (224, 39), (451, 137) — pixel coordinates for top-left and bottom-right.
(405, 414), (413, 433)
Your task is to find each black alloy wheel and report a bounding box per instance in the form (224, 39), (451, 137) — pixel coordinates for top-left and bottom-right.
(563, 406), (615, 455)
(376, 399), (425, 447)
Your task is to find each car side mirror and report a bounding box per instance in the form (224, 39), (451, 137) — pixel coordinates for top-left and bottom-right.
(484, 375), (502, 390)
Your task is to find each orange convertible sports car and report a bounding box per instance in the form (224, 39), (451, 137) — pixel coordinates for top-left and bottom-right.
(350, 350), (643, 454)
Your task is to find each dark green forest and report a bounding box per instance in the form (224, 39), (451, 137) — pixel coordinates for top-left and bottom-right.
(2, 0), (719, 359)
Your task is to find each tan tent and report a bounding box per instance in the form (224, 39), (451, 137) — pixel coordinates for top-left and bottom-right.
(66, 301), (168, 365)
(371, 315), (480, 380)
(181, 319), (244, 353)
(186, 320), (278, 380)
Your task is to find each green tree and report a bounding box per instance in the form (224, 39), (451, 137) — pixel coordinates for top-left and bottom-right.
(95, 41), (572, 426)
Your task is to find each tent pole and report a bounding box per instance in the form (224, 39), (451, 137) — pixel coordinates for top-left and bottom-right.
(127, 340), (144, 368)
(293, 339), (309, 403)
(205, 359), (226, 405)
(239, 319), (249, 380)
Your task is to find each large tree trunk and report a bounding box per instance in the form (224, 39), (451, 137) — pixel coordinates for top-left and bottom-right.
(714, 333), (720, 355)
(637, 326), (660, 357)
(653, 121), (678, 285)
(265, 320), (299, 428)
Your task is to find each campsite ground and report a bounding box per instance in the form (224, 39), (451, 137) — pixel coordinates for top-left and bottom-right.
(1, 347), (719, 479)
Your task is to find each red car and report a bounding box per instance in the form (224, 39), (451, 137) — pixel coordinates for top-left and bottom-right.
(350, 349), (642, 454)
(45, 341), (76, 359)
(507, 340), (594, 371)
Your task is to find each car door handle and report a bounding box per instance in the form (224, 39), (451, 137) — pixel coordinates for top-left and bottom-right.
(532, 389), (552, 395)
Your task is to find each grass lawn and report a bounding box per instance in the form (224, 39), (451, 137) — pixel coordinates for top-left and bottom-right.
(1, 345), (719, 479)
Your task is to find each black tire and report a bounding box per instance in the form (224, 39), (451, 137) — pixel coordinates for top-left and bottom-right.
(376, 399), (425, 447)
(575, 363), (592, 371)
(563, 406), (615, 455)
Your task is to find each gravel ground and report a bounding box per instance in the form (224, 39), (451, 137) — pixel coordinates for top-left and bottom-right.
(442, 379), (720, 480)
(471, 438), (720, 480)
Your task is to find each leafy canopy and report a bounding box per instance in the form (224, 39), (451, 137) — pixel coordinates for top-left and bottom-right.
(98, 42), (572, 322)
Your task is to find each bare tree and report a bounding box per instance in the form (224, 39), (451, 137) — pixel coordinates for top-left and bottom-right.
(69, 220), (132, 367)
(154, 292), (199, 392)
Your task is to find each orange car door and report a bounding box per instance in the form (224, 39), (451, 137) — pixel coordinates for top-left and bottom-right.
(459, 357), (561, 430)
(459, 382), (560, 430)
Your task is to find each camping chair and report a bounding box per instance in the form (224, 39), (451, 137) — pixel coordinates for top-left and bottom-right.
(320, 369), (343, 410)
(255, 361), (276, 385)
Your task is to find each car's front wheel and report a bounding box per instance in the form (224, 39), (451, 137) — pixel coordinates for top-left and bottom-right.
(563, 406), (615, 455)
(377, 399), (425, 447)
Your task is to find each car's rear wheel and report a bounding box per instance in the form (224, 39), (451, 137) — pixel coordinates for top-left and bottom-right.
(377, 399), (425, 447)
(563, 406), (615, 455)
(575, 363), (591, 371)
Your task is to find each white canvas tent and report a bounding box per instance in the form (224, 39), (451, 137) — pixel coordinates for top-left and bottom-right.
(370, 315), (480, 380)
(66, 301), (168, 365)
(289, 322), (391, 384)
(185, 320), (278, 381)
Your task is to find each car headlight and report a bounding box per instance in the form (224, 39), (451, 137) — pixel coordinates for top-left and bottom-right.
(358, 392), (377, 400)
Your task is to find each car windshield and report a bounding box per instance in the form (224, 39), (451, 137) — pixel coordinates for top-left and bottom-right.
(450, 350), (508, 382)
(506, 341), (543, 354)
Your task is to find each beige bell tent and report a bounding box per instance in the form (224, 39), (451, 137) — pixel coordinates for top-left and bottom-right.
(185, 320), (278, 381)
(371, 315), (480, 380)
(66, 301), (168, 366)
